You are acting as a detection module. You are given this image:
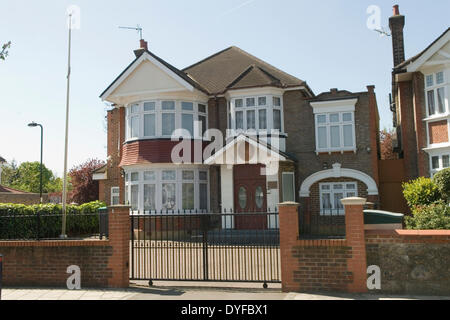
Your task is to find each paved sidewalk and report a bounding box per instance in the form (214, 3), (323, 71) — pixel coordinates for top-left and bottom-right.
(1, 281), (449, 300)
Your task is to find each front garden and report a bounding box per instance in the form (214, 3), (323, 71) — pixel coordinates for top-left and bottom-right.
(402, 169), (450, 230)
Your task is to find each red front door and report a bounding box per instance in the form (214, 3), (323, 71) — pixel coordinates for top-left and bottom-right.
(233, 165), (267, 230)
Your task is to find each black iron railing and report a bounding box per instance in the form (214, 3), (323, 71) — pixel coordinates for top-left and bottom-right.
(298, 207), (346, 239)
(0, 211), (108, 240)
(130, 210), (280, 285)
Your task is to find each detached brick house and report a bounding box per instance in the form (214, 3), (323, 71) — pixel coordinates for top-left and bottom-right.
(390, 5), (450, 179)
(95, 40), (380, 223)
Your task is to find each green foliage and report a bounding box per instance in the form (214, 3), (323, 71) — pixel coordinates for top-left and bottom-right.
(405, 201), (450, 230)
(402, 177), (440, 208)
(1, 161), (68, 194)
(433, 168), (450, 202)
(0, 41), (11, 60)
(0, 201), (106, 239)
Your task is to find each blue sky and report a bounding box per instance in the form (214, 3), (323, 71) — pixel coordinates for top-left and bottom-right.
(1, 0), (449, 176)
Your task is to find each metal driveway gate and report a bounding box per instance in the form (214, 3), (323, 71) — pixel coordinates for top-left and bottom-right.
(130, 211), (280, 286)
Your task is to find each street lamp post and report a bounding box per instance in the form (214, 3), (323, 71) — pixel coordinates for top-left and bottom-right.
(28, 122), (43, 204)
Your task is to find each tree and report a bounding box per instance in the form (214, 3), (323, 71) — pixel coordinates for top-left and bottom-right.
(380, 128), (398, 160)
(0, 41), (11, 60)
(4, 161), (62, 193)
(69, 159), (105, 204)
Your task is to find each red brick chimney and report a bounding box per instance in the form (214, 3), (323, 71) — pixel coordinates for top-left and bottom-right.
(389, 5), (405, 67)
(134, 39), (148, 58)
(139, 39), (148, 51)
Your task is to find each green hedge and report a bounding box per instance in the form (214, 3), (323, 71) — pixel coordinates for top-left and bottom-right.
(0, 201), (106, 239)
(402, 177), (440, 208)
(405, 201), (450, 230)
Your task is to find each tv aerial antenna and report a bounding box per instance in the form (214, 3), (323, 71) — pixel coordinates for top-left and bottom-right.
(373, 26), (391, 37)
(118, 24), (143, 40)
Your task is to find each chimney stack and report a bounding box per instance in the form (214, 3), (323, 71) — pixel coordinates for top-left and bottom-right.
(139, 39), (148, 51)
(134, 39), (148, 58)
(389, 4), (405, 67)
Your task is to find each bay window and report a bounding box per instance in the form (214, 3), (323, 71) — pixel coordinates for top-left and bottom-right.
(125, 167), (209, 213)
(125, 100), (208, 140)
(426, 71), (447, 116)
(315, 112), (356, 152)
(229, 94), (283, 134)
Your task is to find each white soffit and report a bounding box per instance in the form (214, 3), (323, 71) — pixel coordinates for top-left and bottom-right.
(407, 31), (450, 72)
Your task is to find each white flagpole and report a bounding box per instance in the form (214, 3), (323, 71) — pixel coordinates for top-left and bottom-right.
(61, 13), (72, 238)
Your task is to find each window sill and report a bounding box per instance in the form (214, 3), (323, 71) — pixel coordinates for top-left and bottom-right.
(422, 113), (450, 122)
(319, 211), (345, 216)
(315, 148), (356, 155)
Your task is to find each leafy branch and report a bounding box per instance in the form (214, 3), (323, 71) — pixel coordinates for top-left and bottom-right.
(1, 41), (12, 60)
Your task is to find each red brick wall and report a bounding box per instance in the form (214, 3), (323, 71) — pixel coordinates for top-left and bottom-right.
(428, 120), (448, 145)
(0, 205), (130, 288)
(101, 108), (125, 206)
(412, 72), (429, 177)
(279, 200), (368, 293)
(398, 81), (419, 180)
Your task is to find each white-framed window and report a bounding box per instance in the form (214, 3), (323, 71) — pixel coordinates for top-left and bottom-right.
(125, 100), (208, 141)
(319, 182), (358, 214)
(124, 167), (209, 213)
(430, 152), (450, 176)
(282, 172), (295, 202)
(229, 95), (283, 134)
(315, 112), (356, 152)
(425, 71), (447, 117)
(111, 187), (120, 206)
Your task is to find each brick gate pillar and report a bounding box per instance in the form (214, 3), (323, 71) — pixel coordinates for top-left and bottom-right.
(107, 205), (130, 288)
(341, 197), (368, 293)
(278, 202), (300, 292)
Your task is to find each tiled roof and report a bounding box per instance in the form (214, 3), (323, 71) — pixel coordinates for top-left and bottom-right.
(0, 185), (31, 194)
(183, 46), (307, 95)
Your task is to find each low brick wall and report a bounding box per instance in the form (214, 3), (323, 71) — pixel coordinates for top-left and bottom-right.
(366, 229), (450, 295)
(279, 199), (368, 293)
(0, 205), (130, 288)
(289, 240), (352, 292)
(0, 241), (113, 287)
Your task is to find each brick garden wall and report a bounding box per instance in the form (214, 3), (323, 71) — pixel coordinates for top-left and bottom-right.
(0, 205), (130, 288)
(280, 200), (450, 295)
(366, 229), (450, 295)
(279, 200), (368, 293)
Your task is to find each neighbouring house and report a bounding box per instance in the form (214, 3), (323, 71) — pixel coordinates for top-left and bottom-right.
(0, 156), (49, 205)
(95, 39), (380, 226)
(0, 185), (48, 205)
(390, 5), (450, 179)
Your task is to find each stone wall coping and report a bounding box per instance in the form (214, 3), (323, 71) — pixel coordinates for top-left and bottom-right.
(0, 240), (109, 247)
(340, 197), (367, 206)
(365, 229), (450, 236)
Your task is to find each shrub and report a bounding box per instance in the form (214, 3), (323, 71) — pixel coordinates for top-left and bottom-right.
(405, 201), (450, 230)
(402, 177), (440, 208)
(0, 201), (106, 239)
(433, 168), (450, 202)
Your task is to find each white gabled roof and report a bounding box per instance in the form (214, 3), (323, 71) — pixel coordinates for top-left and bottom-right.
(204, 134), (288, 165)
